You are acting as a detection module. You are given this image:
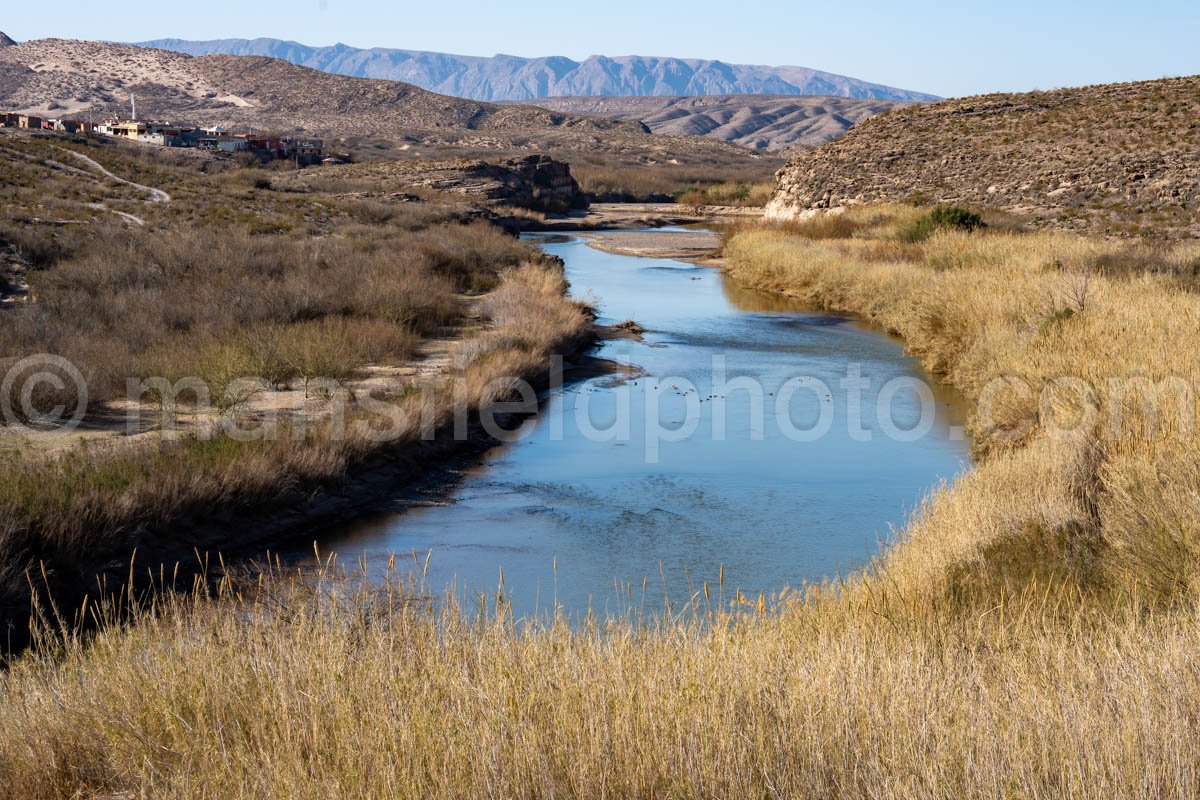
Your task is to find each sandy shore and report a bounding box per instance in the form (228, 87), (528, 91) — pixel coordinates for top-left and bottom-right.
(517, 203), (761, 233)
(579, 230), (725, 264)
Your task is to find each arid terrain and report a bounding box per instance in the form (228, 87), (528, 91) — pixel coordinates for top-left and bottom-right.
(6, 25), (1200, 797)
(0, 36), (780, 178)
(521, 94), (909, 150)
(767, 75), (1200, 236)
(0, 125), (601, 649)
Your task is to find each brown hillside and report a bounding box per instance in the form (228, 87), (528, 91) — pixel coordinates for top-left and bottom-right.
(766, 75), (1200, 237)
(0, 39), (642, 136)
(526, 94), (908, 151)
(0, 38), (775, 173)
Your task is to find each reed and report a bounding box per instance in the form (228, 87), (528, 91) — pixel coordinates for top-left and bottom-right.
(3, 203), (1200, 798)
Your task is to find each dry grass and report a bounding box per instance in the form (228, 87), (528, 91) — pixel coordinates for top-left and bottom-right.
(676, 181), (774, 208)
(0, 132), (594, 650)
(0, 257), (590, 645)
(1, 561), (1199, 798)
(4, 208), (1200, 796)
(572, 161), (781, 203)
(723, 206), (1200, 600)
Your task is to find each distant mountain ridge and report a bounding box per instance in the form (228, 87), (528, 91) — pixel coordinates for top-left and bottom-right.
(0, 37), (775, 173)
(139, 38), (939, 103)
(0, 38), (646, 138)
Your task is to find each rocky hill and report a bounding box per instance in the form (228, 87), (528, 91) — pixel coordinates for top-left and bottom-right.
(766, 75), (1200, 237)
(0, 32), (16, 48)
(523, 95), (907, 151)
(140, 38), (939, 103)
(0, 38), (639, 135)
(0, 38), (774, 170)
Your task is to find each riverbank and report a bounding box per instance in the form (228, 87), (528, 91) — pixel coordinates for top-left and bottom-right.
(0, 257), (595, 651)
(302, 229), (966, 618)
(0, 134), (608, 649)
(722, 205), (1200, 600)
(505, 202), (761, 233)
(4, 206), (1199, 797)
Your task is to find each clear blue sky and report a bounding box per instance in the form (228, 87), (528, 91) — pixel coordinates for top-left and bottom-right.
(6, 0), (1198, 98)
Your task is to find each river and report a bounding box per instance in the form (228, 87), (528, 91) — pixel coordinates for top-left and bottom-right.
(318, 230), (971, 617)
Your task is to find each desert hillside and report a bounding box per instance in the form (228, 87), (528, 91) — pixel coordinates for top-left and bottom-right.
(521, 95), (907, 151)
(0, 38), (640, 135)
(767, 75), (1200, 237)
(0, 38), (781, 173)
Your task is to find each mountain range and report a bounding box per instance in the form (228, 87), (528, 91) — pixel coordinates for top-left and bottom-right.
(0, 36), (777, 172)
(139, 38), (939, 103)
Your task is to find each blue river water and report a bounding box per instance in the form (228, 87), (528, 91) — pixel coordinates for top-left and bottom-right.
(318, 231), (970, 616)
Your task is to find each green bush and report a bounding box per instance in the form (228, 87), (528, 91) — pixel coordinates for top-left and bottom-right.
(929, 205), (984, 231)
(899, 205), (985, 242)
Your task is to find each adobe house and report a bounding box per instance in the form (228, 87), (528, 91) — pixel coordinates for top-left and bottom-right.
(55, 119), (93, 134)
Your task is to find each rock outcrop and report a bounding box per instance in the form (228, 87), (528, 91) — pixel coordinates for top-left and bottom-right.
(0, 33), (16, 48)
(766, 75), (1200, 237)
(500, 155), (584, 211)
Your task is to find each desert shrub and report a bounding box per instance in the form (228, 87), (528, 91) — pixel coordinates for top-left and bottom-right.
(772, 206), (927, 242)
(0, 217), (524, 409)
(573, 161), (781, 203)
(1086, 241), (1200, 288)
(409, 221), (533, 293)
(899, 204), (985, 242)
(677, 181), (773, 208)
(779, 212), (867, 241)
(930, 204), (985, 230)
(0, 222), (73, 269)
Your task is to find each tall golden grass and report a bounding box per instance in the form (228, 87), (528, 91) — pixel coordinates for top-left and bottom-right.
(677, 181), (775, 208)
(3, 205), (1200, 798)
(723, 208), (1200, 601)
(0, 131), (595, 644)
(0, 257), (591, 652)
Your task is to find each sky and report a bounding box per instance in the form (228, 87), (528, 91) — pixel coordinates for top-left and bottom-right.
(5, 0), (1199, 98)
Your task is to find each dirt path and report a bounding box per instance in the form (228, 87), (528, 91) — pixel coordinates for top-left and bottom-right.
(0, 296), (484, 458)
(86, 202), (146, 226)
(57, 147), (172, 203)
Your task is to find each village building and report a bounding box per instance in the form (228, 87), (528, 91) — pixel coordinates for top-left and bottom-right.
(53, 119), (94, 134)
(3, 110), (327, 163)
